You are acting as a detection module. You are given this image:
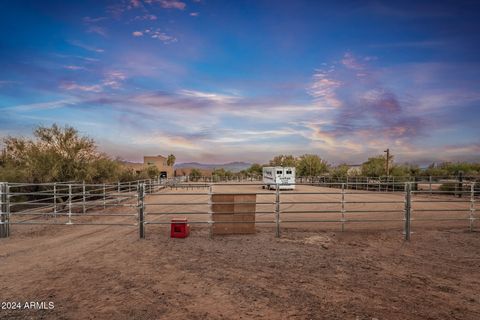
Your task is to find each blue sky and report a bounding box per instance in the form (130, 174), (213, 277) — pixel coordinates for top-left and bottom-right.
(0, 0), (479, 165)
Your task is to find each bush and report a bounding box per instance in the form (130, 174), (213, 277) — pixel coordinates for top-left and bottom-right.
(0, 124), (156, 183)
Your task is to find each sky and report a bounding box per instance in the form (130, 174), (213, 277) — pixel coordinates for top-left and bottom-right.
(0, 0), (479, 165)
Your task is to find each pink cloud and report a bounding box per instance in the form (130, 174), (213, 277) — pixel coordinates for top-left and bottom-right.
(306, 52), (426, 145)
(341, 52), (365, 70)
(159, 0), (186, 10)
(308, 70), (342, 107)
(130, 0), (142, 8)
(132, 31), (143, 37)
(60, 82), (103, 92)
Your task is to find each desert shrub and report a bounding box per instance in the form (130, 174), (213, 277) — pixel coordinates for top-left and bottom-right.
(189, 169), (201, 181)
(0, 124), (148, 183)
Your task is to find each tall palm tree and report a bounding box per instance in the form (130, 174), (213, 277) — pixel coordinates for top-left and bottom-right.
(167, 154), (176, 166)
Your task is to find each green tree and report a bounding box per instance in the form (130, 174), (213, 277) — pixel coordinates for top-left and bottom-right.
(296, 154), (329, 177)
(361, 156), (386, 177)
(390, 163), (420, 177)
(247, 163), (263, 176)
(269, 154), (297, 167)
(330, 163), (350, 178)
(167, 154), (176, 166)
(189, 168), (202, 182)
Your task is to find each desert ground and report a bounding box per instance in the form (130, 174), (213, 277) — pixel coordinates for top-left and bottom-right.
(1, 184), (479, 319)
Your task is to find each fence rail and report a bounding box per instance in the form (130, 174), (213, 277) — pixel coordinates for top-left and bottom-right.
(1, 179), (478, 240)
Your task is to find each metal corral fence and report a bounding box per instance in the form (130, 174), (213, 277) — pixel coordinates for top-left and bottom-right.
(1, 180), (478, 240)
(0, 178), (164, 238)
(296, 175), (480, 194)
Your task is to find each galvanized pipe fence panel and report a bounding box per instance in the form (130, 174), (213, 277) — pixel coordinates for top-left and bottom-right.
(0, 179), (478, 240)
(0, 178), (159, 236)
(139, 181), (478, 240)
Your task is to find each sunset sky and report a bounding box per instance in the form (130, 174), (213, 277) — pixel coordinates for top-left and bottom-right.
(1, 0), (479, 165)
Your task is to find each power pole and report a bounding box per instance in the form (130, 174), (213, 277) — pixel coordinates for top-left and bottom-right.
(384, 148), (390, 176)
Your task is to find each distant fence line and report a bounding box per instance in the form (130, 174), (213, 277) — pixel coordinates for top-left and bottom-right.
(182, 175), (480, 194)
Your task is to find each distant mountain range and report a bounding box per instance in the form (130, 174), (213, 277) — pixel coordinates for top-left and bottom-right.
(175, 162), (252, 172)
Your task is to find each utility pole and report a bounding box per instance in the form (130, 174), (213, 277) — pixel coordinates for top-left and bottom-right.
(384, 148), (390, 176)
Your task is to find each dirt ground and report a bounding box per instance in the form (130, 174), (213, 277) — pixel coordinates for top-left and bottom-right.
(1, 184), (479, 319)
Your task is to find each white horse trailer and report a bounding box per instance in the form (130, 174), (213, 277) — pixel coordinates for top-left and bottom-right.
(262, 167), (296, 190)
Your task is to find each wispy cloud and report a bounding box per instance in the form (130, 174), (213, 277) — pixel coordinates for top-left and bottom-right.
(68, 40), (104, 53)
(60, 70), (126, 93)
(129, 0), (143, 8)
(177, 89), (240, 104)
(64, 65), (85, 70)
(102, 71), (126, 89)
(83, 16), (108, 37)
(3, 99), (78, 112)
(87, 25), (108, 37)
(308, 70), (342, 107)
(83, 16), (108, 23)
(134, 14), (157, 20)
(144, 28), (177, 43)
(132, 31), (143, 37)
(159, 0), (186, 10)
(60, 82), (103, 92)
(341, 52), (365, 70)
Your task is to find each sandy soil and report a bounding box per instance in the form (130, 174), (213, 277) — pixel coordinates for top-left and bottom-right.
(1, 184), (479, 319)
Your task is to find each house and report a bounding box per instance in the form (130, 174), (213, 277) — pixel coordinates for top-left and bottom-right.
(123, 155), (174, 178)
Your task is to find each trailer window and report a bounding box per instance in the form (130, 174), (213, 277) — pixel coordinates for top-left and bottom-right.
(286, 170), (292, 174)
(276, 170), (282, 174)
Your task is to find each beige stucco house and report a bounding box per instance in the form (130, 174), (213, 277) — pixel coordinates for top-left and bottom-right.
(123, 155), (174, 178)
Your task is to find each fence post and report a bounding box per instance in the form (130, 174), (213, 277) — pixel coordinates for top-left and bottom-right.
(82, 181), (86, 214)
(470, 182), (475, 232)
(103, 183), (106, 209)
(429, 176), (432, 196)
(1, 183), (11, 238)
(5, 183), (10, 237)
(1, 183), (6, 238)
(208, 184), (213, 239)
(341, 183), (346, 232)
(404, 183), (411, 240)
(458, 172), (464, 198)
(53, 183), (57, 219)
(275, 183), (280, 238)
(117, 181), (121, 204)
(138, 183), (145, 239)
(67, 184), (72, 225)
